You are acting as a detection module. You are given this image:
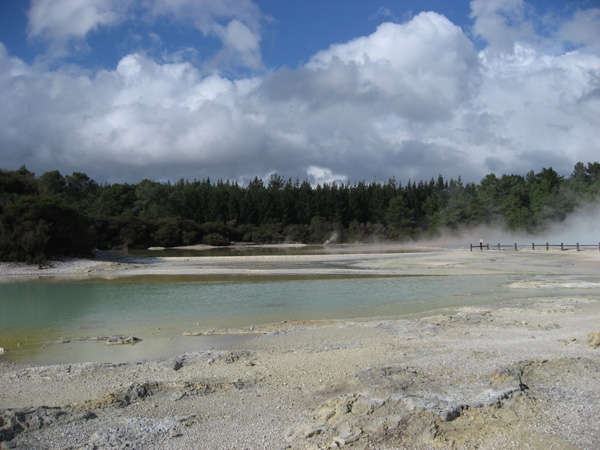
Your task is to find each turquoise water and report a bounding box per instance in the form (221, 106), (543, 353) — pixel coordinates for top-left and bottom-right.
(0, 273), (581, 363)
(2, 275), (494, 334)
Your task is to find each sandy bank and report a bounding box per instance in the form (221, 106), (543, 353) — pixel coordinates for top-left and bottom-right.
(1, 248), (600, 449)
(2, 245), (600, 280)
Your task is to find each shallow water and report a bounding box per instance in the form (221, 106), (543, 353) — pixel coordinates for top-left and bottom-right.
(0, 272), (595, 364)
(127, 243), (437, 257)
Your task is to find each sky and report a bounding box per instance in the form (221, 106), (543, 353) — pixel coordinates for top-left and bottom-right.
(0, 0), (599, 186)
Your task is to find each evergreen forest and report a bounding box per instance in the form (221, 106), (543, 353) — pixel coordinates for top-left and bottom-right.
(1, 162), (600, 264)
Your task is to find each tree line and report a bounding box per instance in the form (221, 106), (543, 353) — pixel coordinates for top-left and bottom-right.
(1, 162), (599, 263)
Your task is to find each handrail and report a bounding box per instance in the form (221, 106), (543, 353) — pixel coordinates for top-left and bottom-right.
(470, 242), (600, 251)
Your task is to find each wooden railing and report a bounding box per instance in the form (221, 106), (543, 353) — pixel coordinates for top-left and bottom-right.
(470, 242), (600, 251)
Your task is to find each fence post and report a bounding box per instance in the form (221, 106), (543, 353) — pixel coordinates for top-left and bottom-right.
(498, 243), (501, 251)
(486, 243), (489, 250)
(561, 242), (564, 251)
(514, 243), (518, 251)
(577, 242), (580, 251)
(532, 242), (535, 250)
(546, 242), (549, 251)
(470, 244), (473, 252)
(479, 241), (483, 251)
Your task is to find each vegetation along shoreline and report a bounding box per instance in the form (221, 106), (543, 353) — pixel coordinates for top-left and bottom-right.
(1, 162), (599, 264)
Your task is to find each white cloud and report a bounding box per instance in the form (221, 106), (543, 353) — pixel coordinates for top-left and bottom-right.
(27, 0), (133, 58)
(26, 0), (263, 70)
(149, 0), (263, 71)
(218, 19), (262, 69)
(558, 8), (600, 52)
(1, 3), (599, 185)
(306, 166), (347, 186)
(470, 0), (535, 53)
(27, 0), (129, 40)
(306, 12), (479, 120)
(470, 0), (600, 56)
(472, 39), (600, 173)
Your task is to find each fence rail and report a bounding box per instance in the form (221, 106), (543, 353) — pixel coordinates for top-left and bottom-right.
(470, 242), (600, 251)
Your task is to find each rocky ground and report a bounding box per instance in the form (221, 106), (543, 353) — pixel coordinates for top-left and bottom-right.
(1, 248), (600, 449)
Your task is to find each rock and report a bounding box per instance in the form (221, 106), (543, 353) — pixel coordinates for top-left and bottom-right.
(85, 382), (154, 408)
(0, 347), (5, 354)
(170, 358), (184, 371)
(284, 423), (323, 442)
(170, 391), (186, 402)
(225, 352), (239, 363)
(126, 383), (152, 403)
(314, 403), (336, 422)
(440, 406), (461, 422)
(588, 332), (600, 349)
(303, 362), (534, 448)
(182, 331), (202, 336)
(333, 431), (362, 446)
(350, 396), (374, 415)
(0, 406), (71, 443)
(105, 336), (142, 346)
(73, 410), (97, 421)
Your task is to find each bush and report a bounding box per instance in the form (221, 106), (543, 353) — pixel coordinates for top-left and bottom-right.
(0, 196), (94, 262)
(284, 224), (309, 243)
(202, 233), (230, 246)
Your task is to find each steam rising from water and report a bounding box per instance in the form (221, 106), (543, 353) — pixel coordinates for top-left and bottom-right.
(324, 231), (339, 245)
(414, 203), (600, 249)
(542, 204), (600, 245)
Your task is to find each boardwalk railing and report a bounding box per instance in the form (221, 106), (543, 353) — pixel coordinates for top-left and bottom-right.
(470, 242), (600, 251)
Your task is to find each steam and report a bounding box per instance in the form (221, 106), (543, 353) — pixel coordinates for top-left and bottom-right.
(409, 226), (532, 249)
(324, 231), (339, 245)
(412, 202), (600, 249)
(542, 203), (600, 245)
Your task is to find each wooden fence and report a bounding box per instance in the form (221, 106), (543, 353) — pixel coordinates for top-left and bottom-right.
(470, 242), (600, 251)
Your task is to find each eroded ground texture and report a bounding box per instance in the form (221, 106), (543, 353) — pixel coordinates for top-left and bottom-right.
(2, 249), (600, 449)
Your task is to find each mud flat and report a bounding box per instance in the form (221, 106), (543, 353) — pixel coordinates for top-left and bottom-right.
(1, 248), (600, 449)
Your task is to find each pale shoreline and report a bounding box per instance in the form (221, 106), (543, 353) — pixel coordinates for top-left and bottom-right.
(1, 248), (600, 449)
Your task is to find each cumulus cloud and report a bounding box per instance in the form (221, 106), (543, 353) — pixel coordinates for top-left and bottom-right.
(471, 0), (600, 55)
(558, 8), (600, 52)
(1, 2), (599, 185)
(470, 0), (535, 53)
(212, 19), (262, 70)
(474, 45), (600, 174)
(306, 166), (347, 186)
(149, 0), (263, 71)
(27, 0), (263, 70)
(305, 13), (479, 121)
(27, 0), (133, 59)
(27, 0), (128, 40)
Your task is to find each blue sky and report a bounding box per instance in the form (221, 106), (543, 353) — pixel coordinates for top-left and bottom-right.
(1, 1), (474, 69)
(0, 0), (599, 185)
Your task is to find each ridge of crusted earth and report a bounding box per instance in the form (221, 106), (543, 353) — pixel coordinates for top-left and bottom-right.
(2, 297), (600, 450)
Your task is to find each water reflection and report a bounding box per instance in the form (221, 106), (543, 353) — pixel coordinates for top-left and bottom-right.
(126, 244), (429, 258)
